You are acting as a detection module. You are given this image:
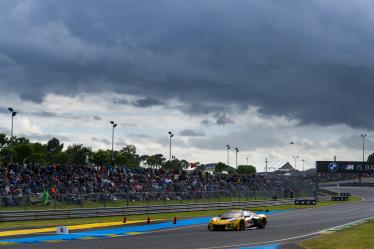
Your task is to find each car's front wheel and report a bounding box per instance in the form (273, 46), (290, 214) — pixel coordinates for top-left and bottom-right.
(208, 223), (215, 231)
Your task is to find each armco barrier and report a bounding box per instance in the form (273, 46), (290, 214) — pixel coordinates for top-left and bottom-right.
(0, 199), (293, 222)
(339, 193), (351, 197)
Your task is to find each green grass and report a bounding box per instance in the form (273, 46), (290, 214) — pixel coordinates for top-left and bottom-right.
(0, 196), (362, 230)
(300, 220), (374, 249)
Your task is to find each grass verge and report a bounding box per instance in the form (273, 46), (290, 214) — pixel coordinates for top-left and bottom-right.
(0, 196), (361, 230)
(299, 220), (374, 249)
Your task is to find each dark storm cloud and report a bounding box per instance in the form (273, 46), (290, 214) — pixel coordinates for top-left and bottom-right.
(113, 97), (164, 108)
(2, 1), (374, 128)
(133, 97), (164, 108)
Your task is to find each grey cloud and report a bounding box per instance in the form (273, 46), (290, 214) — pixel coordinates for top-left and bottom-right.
(133, 97), (164, 108)
(113, 97), (164, 108)
(30, 111), (90, 120)
(189, 126), (282, 151)
(215, 114), (234, 126)
(127, 133), (152, 139)
(179, 129), (206, 137)
(0, 107), (10, 115)
(2, 1), (374, 128)
(22, 134), (71, 142)
(93, 115), (102, 121)
(339, 134), (374, 153)
(92, 137), (111, 145)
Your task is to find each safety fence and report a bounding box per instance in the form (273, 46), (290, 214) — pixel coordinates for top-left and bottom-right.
(0, 187), (314, 211)
(0, 199), (294, 222)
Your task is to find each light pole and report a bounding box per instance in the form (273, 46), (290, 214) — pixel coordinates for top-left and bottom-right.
(235, 148), (239, 168)
(302, 159), (305, 172)
(245, 156), (249, 165)
(8, 107), (17, 165)
(226, 145), (230, 166)
(361, 134), (367, 162)
(110, 121), (117, 164)
(293, 155), (299, 171)
(8, 107), (17, 138)
(168, 131), (174, 161)
(265, 157), (268, 174)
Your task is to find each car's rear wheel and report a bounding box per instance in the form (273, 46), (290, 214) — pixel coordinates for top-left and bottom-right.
(239, 220), (246, 231)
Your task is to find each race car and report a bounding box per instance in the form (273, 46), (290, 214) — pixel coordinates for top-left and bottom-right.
(207, 210), (267, 231)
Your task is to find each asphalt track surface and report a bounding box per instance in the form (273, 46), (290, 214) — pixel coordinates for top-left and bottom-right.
(9, 187), (374, 249)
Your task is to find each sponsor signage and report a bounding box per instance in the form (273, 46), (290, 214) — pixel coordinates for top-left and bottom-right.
(316, 161), (374, 173)
(331, 196), (349, 201)
(294, 199), (317, 205)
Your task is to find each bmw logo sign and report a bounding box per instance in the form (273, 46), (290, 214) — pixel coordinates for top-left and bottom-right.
(328, 162), (339, 172)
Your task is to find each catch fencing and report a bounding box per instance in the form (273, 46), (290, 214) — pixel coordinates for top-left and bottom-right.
(0, 187), (313, 210)
(0, 199), (294, 222)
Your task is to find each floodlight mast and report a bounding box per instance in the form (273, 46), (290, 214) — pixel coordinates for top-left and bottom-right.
(110, 121), (117, 164)
(8, 107), (17, 165)
(168, 131), (174, 161)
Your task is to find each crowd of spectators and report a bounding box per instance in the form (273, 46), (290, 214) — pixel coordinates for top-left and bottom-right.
(0, 164), (315, 206)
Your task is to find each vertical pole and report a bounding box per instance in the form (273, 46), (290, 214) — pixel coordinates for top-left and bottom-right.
(235, 150), (238, 168)
(363, 135), (365, 162)
(111, 126), (114, 164)
(265, 157), (268, 174)
(169, 136), (172, 161)
(227, 149), (229, 166)
(11, 114), (14, 138)
(10, 114), (13, 165)
(315, 161), (319, 201)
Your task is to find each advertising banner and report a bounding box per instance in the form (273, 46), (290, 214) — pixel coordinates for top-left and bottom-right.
(316, 161), (374, 174)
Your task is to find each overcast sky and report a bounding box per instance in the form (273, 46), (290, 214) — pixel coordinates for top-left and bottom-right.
(1, 0), (374, 170)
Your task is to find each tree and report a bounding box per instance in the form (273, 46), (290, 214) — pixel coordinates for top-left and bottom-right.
(163, 159), (179, 170)
(368, 153), (374, 163)
(29, 142), (47, 165)
(115, 145), (140, 167)
(237, 165), (257, 175)
(91, 149), (111, 166)
(12, 137), (32, 164)
(0, 133), (7, 149)
(214, 162), (227, 173)
(147, 154), (165, 168)
(46, 138), (64, 153)
(66, 144), (92, 166)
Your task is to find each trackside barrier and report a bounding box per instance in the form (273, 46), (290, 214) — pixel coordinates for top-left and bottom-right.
(339, 193), (351, 197)
(331, 196), (349, 201)
(294, 199), (317, 205)
(0, 199), (294, 222)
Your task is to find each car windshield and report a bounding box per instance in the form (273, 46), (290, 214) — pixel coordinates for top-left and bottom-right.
(221, 211), (242, 219)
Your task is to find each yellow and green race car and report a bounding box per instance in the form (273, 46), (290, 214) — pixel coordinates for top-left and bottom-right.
(208, 210), (267, 231)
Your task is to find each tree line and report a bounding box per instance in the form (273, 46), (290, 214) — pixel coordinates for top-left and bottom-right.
(0, 134), (169, 168)
(0, 133), (259, 174)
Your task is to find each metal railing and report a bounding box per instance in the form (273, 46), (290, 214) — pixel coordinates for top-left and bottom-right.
(0, 188), (313, 210)
(0, 199), (294, 222)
